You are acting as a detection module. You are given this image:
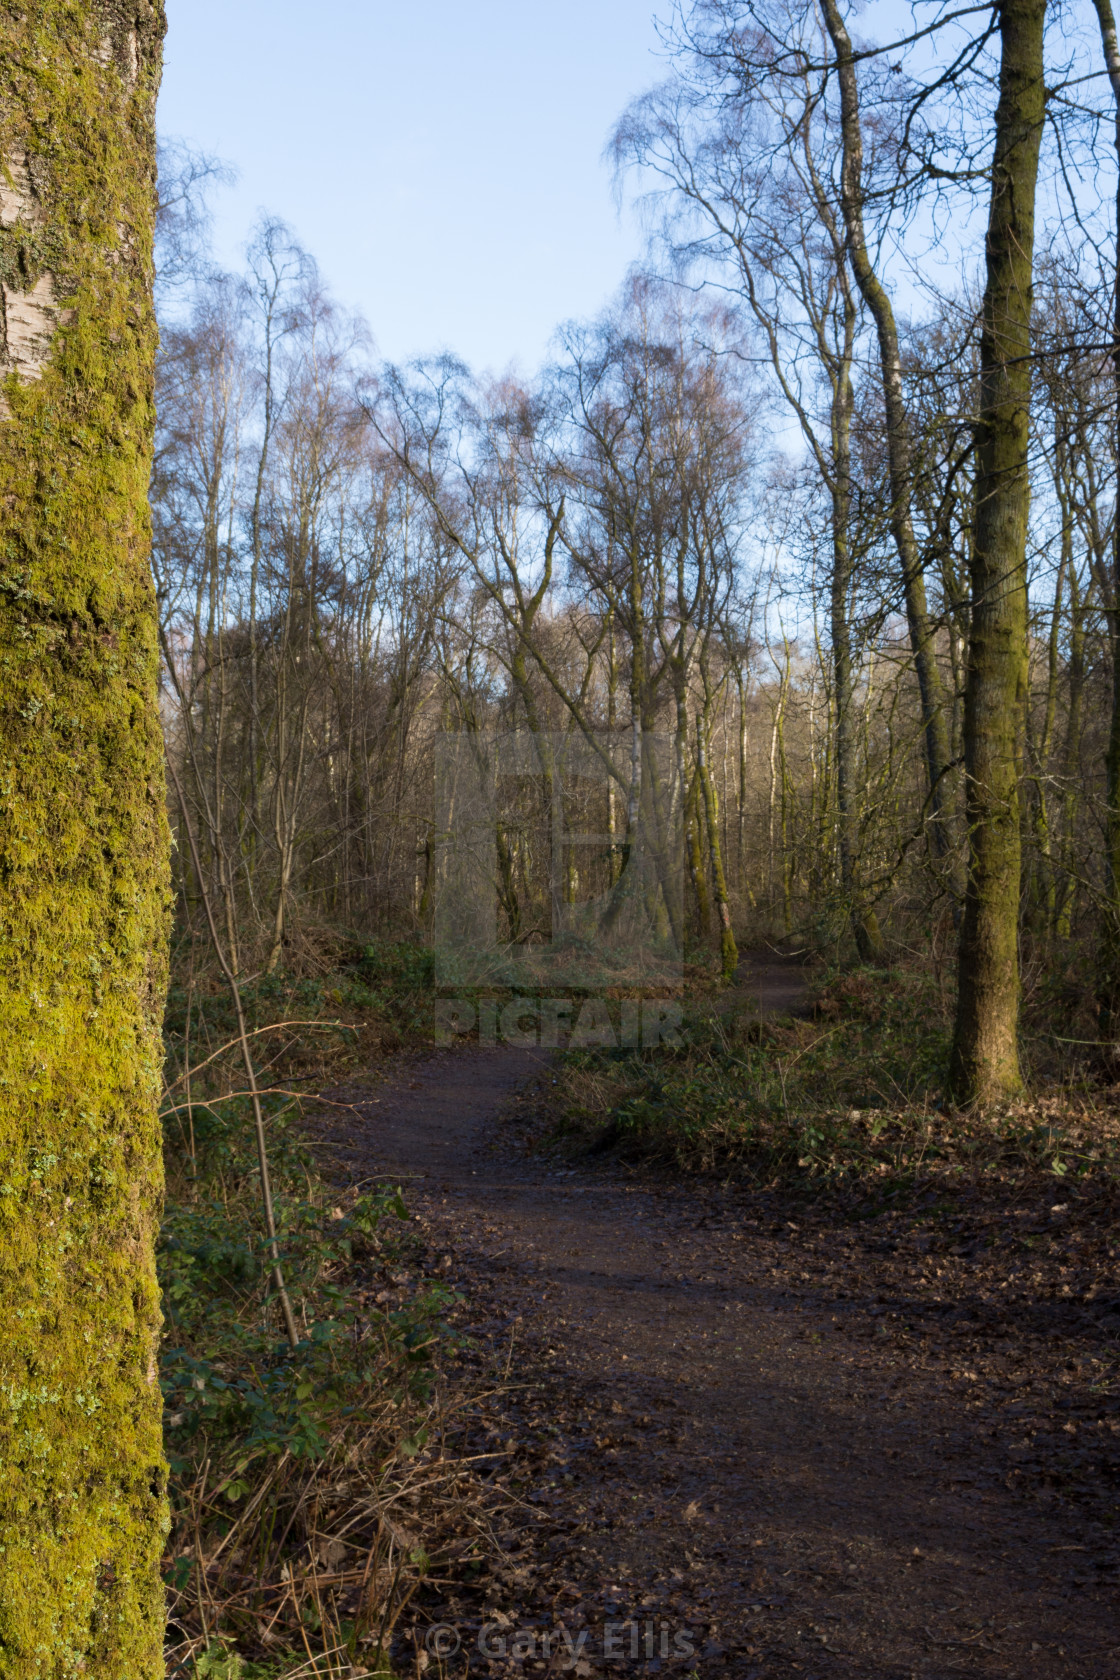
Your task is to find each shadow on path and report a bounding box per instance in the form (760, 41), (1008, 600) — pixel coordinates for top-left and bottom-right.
(316, 1044), (1119, 1678)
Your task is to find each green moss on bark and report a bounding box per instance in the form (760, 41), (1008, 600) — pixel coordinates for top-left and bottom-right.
(949, 0), (1045, 1106)
(0, 5), (169, 1674)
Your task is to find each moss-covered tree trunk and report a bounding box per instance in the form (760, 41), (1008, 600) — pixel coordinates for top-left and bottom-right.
(949, 0), (1045, 1104)
(0, 4), (169, 1673)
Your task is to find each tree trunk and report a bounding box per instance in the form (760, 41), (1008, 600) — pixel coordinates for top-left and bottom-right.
(0, 3), (169, 1672)
(685, 768), (712, 935)
(1024, 533), (1063, 938)
(826, 301), (882, 963)
(696, 711), (738, 980)
(1090, 0), (1120, 1050)
(822, 0), (958, 890)
(1056, 558), (1085, 939)
(949, 0), (1046, 1103)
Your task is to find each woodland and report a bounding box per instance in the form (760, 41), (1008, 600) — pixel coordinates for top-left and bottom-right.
(6, 0), (1120, 1676)
(164, 0), (1120, 1088)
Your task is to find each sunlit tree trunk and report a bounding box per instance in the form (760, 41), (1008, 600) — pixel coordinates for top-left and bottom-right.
(823, 0), (957, 888)
(949, 0), (1046, 1103)
(827, 296), (882, 961)
(1024, 538), (1063, 937)
(734, 662), (748, 887)
(696, 706), (737, 979)
(1090, 0), (1120, 1049)
(0, 3), (169, 1671)
(1055, 557), (1086, 939)
(685, 768), (712, 935)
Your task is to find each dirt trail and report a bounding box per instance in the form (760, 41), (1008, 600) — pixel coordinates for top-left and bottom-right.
(319, 1017), (1120, 1678)
(735, 948), (815, 1019)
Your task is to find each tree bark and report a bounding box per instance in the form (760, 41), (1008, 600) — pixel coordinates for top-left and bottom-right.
(0, 4), (169, 1671)
(1090, 0), (1120, 1050)
(696, 709), (738, 980)
(949, 0), (1046, 1103)
(826, 285), (882, 962)
(685, 767), (712, 934)
(822, 0), (958, 889)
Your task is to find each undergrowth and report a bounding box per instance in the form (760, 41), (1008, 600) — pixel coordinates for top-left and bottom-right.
(164, 938), (438, 1093)
(547, 961), (1120, 1196)
(160, 942), (478, 1677)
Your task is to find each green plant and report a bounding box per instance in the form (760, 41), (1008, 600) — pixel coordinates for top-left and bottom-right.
(158, 999), (468, 1670)
(546, 963), (1120, 1194)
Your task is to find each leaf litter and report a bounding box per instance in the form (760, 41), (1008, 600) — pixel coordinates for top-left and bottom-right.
(306, 1039), (1120, 1678)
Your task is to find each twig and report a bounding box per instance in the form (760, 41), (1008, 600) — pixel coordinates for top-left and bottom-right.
(204, 1450), (292, 1568)
(162, 1088), (370, 1119)
(160, 1089), (298, 1118)
(166, 752), (301, 1350)
(163, 1019), (357, 1092)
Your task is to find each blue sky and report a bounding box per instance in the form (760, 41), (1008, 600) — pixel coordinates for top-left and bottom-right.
(158, 1), (668, 372)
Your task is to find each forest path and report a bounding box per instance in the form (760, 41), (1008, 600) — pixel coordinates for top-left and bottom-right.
(733, 946), (815, 1018)
(317, 1036), (1120, 1679)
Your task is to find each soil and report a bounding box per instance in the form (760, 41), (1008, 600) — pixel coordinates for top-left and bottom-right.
(315, 964), (1120, 1679)
(732, 947), (816, 1020)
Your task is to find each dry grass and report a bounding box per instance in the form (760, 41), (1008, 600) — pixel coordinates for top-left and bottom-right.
(159, 945), (503, 1676)
(165, 1386), (507, 1677)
